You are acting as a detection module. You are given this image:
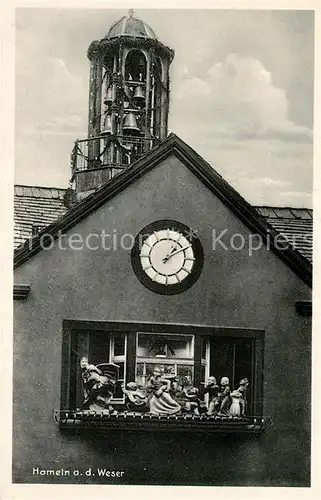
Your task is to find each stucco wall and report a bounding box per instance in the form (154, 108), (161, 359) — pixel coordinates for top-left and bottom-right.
(13, 155), (311, 485)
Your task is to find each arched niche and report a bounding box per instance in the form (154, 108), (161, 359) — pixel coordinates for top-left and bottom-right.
(125, 49), (147, 82)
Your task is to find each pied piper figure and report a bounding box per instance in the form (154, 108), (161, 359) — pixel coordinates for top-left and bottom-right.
(146, 367), (181, 415)
(80, 357), (119, 412)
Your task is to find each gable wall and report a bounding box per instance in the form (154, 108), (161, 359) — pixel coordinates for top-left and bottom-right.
(13, 155), (311, 485)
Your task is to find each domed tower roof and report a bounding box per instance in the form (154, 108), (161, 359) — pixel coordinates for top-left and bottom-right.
(105, 11), (158, 40)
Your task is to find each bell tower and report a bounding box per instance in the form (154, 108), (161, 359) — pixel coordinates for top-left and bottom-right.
(71, 10), (174, 201)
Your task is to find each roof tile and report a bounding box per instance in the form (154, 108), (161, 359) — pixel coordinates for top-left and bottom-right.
(32, 187), (42, 198)
(255, 206), (313, 263)
(14, 185), (68, 248)
(290, 208), (312, 220)
(23, 187), (34, 197)
(273, 208), (294, 219)
(38, 188), (53, 199)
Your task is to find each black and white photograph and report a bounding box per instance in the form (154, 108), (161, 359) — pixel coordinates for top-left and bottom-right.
(3, 0), (318, 493)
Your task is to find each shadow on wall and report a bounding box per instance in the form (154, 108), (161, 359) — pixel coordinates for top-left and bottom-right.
(12, 429), (310, 486)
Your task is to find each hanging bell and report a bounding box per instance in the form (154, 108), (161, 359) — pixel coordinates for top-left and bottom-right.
(104, 86), (113, 105)
(123, 112), (140, 135)
(101, 114), (112, 135)
(133, 85), (145, 105)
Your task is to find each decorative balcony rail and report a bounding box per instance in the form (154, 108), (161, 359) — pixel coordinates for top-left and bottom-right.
(71, 135), (157, 174)
(53, 410), (264, 433)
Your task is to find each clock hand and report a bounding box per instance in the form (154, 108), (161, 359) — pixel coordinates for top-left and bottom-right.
(162, 244), (177, 262)
(163, 244), (191, 262)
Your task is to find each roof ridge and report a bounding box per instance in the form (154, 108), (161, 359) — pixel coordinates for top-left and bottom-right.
(15, 184), (67, 191)
(254, 205), (312, 211)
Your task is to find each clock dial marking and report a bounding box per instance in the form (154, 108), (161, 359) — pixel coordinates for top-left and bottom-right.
(164, 243), (192, 261)
(176, 232), (183, 244)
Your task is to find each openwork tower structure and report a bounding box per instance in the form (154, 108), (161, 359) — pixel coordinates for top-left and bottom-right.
(71, 11), (174, 200)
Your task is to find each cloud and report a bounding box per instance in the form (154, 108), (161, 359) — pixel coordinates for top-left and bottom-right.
(172, 133), (313, 207)
(278, 191), (312, 208)
(16, 56), (87, 136)
(245, 177), (291, 188)
(172, 54), (312, 143)
(169, 52), (313, 207)
(15, 55), (89, 187)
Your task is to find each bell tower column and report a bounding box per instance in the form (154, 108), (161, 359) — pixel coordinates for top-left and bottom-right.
(87, 52), (103, 165)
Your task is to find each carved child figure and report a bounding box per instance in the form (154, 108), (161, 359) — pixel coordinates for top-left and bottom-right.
(229, 387), (242, 416)
(204, 376), (220, 415)
(122, 382), (149, 412)
(181, 375), (201, 416)
(145, 367), (181, 415)
(169, 375), (183, 398)
(238, 378), (249, 416)
(217, 376), (232, 415)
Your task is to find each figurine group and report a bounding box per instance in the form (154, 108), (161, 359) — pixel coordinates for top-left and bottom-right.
(122, 368), (201, 416)
(123, 368), (249, 417)
(79, 357), (249, 417)
(204, 376), (249, 416)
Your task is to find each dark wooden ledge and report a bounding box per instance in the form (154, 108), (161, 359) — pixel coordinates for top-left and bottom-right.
(13, 284), (30, 300)
(54, 410), (264, 434)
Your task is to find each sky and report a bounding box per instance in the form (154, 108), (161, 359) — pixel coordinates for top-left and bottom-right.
(15, 8), (314, 207)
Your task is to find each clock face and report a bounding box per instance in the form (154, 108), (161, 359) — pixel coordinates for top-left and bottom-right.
(131, 220), (204, 295)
